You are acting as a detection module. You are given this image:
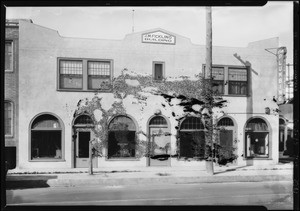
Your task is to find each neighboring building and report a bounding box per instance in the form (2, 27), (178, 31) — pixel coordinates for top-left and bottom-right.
(4, 19), (23, 169)
(279, 98), (294, 157)
(10, 20), (282, 170)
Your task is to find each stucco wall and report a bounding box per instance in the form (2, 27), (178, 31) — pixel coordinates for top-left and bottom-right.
(17, 20), (279, 169)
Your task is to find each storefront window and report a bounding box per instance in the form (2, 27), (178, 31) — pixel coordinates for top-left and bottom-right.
(31, 114), (63, 160)
(179, 117), (205, 158)
(245, 118), (269, 158)
(108, 115), (136, 158)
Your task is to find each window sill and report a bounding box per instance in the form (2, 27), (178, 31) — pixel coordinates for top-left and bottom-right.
(243, 157), (271, 160)
(57, 89), (112, 93)
(30, 159), (66, 162)
(106, 157), (140, 161)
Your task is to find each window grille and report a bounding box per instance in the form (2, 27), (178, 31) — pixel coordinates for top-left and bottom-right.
(180, 117), (204, 130)
(149, 116), (167, 126)
(88, 61), (110, 76)
(32, 114), (61, 129)
(74, 115), (93, 125)
(109, 116), (136, 131)
(218, 117), (234, 126)
(229, 68), (247, 81)
(60, 60), (83, 75)
(212, 67), (224, 80)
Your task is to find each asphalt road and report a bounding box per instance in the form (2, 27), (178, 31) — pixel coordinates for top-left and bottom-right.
(6, 181), (293, 209)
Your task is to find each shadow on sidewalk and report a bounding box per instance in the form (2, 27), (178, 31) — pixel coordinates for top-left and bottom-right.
(214, 165), (250, 175)
(6, 175), (58, 190)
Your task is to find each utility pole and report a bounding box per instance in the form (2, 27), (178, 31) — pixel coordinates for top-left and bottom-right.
(205, 6), (214, 175)
(132, 9), (135, 33)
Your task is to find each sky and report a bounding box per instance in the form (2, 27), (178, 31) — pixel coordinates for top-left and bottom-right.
(5, 2), (294, 63)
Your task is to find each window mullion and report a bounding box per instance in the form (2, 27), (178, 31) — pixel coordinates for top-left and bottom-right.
(83, 60), (88, 90)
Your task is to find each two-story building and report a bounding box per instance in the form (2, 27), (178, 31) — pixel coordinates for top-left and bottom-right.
(7, 19), (282, 170)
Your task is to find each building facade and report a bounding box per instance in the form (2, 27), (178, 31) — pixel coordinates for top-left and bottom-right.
(8, 20), (282, 170)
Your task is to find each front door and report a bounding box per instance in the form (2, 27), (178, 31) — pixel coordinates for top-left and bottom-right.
(148, 128), (171, 166)
(75, 130), (98, 168)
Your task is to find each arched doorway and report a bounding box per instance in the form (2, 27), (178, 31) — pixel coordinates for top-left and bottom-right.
(179, 117), (205, 159)
(108, 115), (137, 159)
(148, 115), (171, 166)
(245, 117), (270, 158)
(73, 114), (97, 168)
(279, 117), (286, 153)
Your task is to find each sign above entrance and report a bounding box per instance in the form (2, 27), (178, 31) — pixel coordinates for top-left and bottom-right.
(142, 31), (176, 45)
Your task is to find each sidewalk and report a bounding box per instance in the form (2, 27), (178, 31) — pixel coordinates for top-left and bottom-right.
(6, 163), (294, 189)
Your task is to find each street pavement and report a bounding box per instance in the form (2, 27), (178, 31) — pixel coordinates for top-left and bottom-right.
(6, 181), (293, 209)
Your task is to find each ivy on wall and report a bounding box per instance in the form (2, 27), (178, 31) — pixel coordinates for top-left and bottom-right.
(73, 69), (235, 164)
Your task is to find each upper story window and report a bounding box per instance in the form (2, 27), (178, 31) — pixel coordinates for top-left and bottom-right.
(5, 101), (13, 136)
(212, 67), (225, 94)
(153, 62), (165, 81)
(203, 65), (248, 96)
(5, 41), (13, 72)
(58, 58), (112, 91)
(228, 68), (247, 95)
(59, 60), (83, 89)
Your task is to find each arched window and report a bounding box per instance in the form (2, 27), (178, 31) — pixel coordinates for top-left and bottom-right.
(245, 118), (269, 158)
(179, 117), (205, 158)
(74, 114), (94, 126)
(108, 115), (136, 158)
(149, 116), (167, 126)
(5, 101), (13, 136)
(31, 114), (63, 160)
(217, 117), (234, 127)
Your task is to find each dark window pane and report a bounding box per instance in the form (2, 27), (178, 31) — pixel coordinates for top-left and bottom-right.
(218, 117), (234, 126)
(74, 115), (93, 125)
(154, 64), (163, 80)
(31, 131), (62, 159)
(229, 81), (247, 95)
(78, 131), (90, 158)
(212, 80), (224, 94)
(179, 131), (205, 158)
(180, 117), (204, 130)
(149, 116), (167, 125)
(108, 131), (135, 158)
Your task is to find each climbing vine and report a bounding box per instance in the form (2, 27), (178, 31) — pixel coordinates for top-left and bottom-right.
(73, 68), (235, 164)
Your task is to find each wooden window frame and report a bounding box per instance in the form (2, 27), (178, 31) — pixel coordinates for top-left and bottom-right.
(152, 61), (165, 82)
(202, 64), (249, 96)
(57, 57), (113, 92)
(5, 40), (13, 72)
(29, 113), (65, 162)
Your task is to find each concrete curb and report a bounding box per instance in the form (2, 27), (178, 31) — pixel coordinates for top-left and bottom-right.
(6, 174), (293, 189)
